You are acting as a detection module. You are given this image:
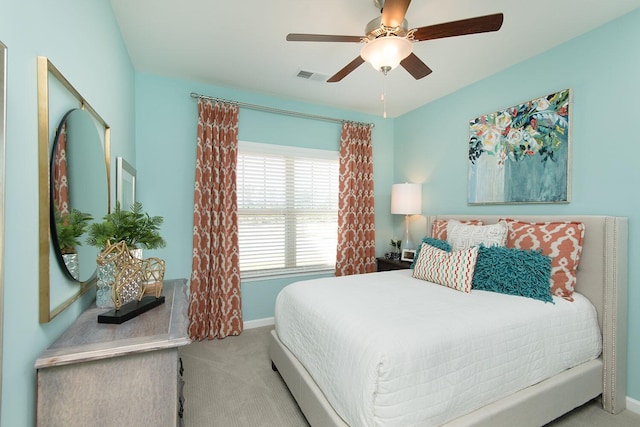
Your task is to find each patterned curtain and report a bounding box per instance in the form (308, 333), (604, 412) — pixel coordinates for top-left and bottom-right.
(335, 122), (376, 276)
(53, 123), (69, 215)
(188, 99), (243, 340)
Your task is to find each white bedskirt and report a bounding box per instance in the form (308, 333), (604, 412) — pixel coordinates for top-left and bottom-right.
(275, 270), (602, 427)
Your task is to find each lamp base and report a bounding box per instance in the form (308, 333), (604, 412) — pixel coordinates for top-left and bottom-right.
(403, 214), (414, 250)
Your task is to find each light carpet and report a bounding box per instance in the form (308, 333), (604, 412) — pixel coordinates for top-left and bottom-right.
(180, 326), (640, 427)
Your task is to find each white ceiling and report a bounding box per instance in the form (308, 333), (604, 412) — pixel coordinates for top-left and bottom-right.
(110, 0), (640, 118)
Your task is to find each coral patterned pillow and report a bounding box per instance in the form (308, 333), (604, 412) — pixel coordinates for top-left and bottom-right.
(432, 219), (483, 240)
(501, 219), (585, 301)
(412, 244), (479, 293)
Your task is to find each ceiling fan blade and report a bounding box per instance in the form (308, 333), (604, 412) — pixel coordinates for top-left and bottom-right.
(286, 33), (362, 43)
(412, 13), (504, 42)
(327, 56), (365, 83)
(400, 53), (432, 80)
(381, 0), (411, 28)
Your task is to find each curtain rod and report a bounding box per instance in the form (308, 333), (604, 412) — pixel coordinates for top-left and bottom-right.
(190, 92), (374, 128)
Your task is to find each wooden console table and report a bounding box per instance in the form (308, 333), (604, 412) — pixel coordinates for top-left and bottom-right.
(35, 278), (191, 427)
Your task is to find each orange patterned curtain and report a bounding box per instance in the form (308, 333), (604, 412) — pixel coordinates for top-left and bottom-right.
(335, 122), (376, 276)
(53, 124), (69, 215)
(189, 99), (243, 340)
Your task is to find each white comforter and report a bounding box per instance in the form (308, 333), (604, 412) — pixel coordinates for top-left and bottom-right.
(274, 270), (602, 427)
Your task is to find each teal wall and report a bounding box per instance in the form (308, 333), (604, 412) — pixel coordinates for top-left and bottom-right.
(134, 73), (395, 322)
(1, 2), (639, 425)
(0, 0), (135, 425)
(394, 10), (640, 401)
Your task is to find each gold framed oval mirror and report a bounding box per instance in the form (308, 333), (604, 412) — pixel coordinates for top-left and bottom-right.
(37, 57), (110, 323)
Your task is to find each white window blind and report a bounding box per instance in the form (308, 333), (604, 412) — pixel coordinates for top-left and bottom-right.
(237, 141), (339, 279)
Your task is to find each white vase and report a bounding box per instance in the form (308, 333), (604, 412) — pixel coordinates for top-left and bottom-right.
(469, 151), (505, 203)
(130, 248), (143, 259)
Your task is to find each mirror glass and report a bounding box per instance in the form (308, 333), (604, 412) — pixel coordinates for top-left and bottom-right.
(50, 108), (108, 282)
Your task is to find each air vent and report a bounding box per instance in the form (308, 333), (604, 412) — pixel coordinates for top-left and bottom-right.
(296, 70), (328, 82)
(297, 70), (314, 79)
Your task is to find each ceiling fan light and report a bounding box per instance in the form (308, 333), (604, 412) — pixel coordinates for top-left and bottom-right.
(360, 37), (412, 73)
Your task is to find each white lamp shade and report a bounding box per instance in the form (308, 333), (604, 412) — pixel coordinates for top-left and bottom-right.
(391, 183), (422, 215)
(360, 37), (412, 72)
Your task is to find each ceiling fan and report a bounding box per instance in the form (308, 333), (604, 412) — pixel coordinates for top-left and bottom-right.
(286, 0), (504, 82)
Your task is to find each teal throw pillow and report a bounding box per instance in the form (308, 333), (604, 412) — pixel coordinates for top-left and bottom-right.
(472, 245), (554, 303)
(411, 237), (451, 268)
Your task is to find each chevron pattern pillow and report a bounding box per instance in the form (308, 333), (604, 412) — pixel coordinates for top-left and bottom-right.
(412, 244), (479, 293)
(410, 238), (451, 269)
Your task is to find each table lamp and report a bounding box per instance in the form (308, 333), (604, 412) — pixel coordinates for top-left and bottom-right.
(391, 183), (422, 250)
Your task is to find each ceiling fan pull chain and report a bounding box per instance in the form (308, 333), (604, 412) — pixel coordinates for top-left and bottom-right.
(381, 74), (387, 119)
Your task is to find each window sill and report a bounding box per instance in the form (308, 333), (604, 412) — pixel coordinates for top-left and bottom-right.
(241, 268), (335, 282)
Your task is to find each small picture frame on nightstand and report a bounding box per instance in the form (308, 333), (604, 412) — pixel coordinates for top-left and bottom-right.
(401, 249), (416, 262)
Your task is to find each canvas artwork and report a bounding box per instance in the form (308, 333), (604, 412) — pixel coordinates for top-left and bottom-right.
(468, 89), (571, 204)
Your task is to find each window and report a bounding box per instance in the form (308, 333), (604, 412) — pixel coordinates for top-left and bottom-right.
(237, 141), (339, 278)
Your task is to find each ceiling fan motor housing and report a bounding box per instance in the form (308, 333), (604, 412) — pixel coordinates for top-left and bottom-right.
(365, 16), (409, 39)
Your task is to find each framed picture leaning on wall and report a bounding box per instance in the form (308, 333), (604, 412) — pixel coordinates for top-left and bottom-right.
(116, 157), (136, 210)
(401, 249), (416, 263)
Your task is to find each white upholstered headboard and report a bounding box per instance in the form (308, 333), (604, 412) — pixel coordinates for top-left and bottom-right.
(425, 215), (628, 414)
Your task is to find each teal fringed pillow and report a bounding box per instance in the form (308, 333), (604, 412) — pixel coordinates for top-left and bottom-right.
(472, 245), (554, 303)
(410, 237), (451, 268)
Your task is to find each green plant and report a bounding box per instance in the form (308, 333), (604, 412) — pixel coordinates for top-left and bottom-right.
(54, 207), (93, 254)
(389, 238), (402, 252)
(86, 201), (166, 250)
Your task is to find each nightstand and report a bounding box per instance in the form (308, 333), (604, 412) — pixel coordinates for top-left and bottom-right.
(376, 257), (412, 272)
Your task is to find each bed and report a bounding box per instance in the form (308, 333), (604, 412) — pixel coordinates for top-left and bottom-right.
(269, 215), (628, 426)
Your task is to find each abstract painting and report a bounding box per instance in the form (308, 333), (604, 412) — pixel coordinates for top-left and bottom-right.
(468, 89), (571, 204)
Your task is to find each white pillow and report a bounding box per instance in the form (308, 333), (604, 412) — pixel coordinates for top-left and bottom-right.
(446, 219), (507, 251)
